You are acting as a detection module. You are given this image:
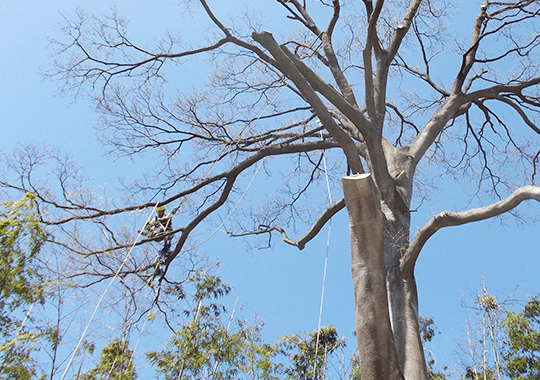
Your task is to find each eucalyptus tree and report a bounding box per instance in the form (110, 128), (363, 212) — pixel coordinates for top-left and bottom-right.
(3, 0), (540, 379)
(501, 296), (540, 379)
(0, 194), (48, 379)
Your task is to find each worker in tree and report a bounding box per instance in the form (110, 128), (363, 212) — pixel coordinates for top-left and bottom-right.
(139, 205), (174, 264)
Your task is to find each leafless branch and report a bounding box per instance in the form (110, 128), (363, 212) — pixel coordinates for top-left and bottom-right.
(401, 185), (540, 278)
(229, 198), (345, 250)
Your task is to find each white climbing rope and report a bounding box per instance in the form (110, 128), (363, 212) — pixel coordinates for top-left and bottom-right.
(59, 203), (159, 380)
(312, 129), (334, 377)
(192, 158), (265, 249)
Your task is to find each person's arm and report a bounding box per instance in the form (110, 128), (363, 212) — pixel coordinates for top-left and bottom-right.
(138, 230), (151, 238)
(139, 217), (157, 237)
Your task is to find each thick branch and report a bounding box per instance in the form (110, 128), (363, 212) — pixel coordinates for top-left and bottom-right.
(489, 95), (540, 135)
(387, 0), (422, 64)
(327, 0), (340, 38)
(33, 140), (337, 226)
(409, 94), (464, 166)
(370, 0), (421, 131)
(278, 0), (321, 35)
(464, 78), (540, 111)
(321, 32), (359, 107)
(280, 44), (398, 195)
(281, 48), (372, 135)
(252, 31), (364, 174)
(365, 0), (385, 57)
(401, 185), (540, 278)
(453, 1), (488, 93)
(439, 80), (540, 152)
(411, 77), (540, 169)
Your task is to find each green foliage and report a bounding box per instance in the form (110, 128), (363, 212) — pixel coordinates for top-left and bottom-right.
(148, 271), (282, 380)
(501, 297), (540, 380)
(420, 316), (437, 343)
(419, 317), (449, 380)
(0, 332), (42, 380)
(348, 352), (361, 380)
(277, 326), (345, 380)
(0, 193), (48, 378)
(464, 366), (497, 380)
(147, 271), (354, 379)
(149, 318), (278, 380)
(76, 339), (137, 380)
(0, 193), (47, 326)
(426, 358), (448, 380)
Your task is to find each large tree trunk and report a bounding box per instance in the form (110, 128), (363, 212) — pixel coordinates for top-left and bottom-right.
(342, 173), (428, 380)
(385, 180), (429, 380)
(387, 264), (428, 379)
(341, 174), (404, 380)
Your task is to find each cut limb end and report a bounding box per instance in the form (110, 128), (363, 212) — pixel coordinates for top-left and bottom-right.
(344, 173), (372, 180)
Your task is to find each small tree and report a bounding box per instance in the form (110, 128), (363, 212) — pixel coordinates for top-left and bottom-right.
(458, 283), (505, 380)
(0, 193), (48, 379)
(501, 297), (540, 380)
(77, 339), (137, 380)
(0, 193), (47, 325)
(147, 272), (281, 380)
(148, 271), (350, 380)
(278, 326), (345, 380)
(419, 316), (449, 380)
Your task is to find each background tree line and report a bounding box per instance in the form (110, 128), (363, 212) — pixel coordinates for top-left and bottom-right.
(1, 196), (539, 379)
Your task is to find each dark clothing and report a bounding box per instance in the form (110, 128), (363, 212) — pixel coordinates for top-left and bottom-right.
(159, 239), (171, 262)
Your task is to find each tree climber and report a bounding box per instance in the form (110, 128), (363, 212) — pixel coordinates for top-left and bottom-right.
(138, 205), (174, 267)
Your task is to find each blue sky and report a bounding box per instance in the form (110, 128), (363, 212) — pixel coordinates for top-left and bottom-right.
(2, 0), (540, 377)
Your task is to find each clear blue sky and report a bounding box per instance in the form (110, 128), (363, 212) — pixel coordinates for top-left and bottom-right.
(2, 0), (539, 377)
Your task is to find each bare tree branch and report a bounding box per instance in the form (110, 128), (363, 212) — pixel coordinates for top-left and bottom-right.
(252, 31), (365, 174)
(228, 198), (345, 249)
(401, 185), (540, 278)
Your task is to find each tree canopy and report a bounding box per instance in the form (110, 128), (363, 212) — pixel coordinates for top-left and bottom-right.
(502, 297), (540, 379)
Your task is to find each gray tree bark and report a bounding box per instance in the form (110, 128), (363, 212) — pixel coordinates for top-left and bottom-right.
(342, 173), (406, 380)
